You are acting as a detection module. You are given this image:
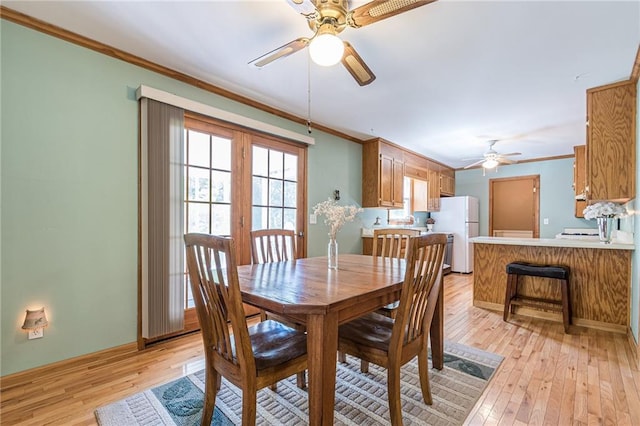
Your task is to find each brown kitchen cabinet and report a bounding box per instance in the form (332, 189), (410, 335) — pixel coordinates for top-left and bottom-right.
(440, 171), (455, 196)
(362, 138), (405, 208)
(586, 80), (637, 202)
(573, 145), (587, 218)
(363, 138), (456, 210)
(427, 166), (440, 211)
(405, 159), (441, 212)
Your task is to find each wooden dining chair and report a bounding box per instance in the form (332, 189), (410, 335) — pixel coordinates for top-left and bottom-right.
(372, 228), (421, 260)
(249, 228), (306, 388)
(372, 228), (421, 316)
(338, 233), (446, 426)
(353, 228), (420, 372)
(250, 228), (297, 265)
(184, 233), (308, 426)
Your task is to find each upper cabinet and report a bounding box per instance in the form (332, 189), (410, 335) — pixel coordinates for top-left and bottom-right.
(362, 138), (405, 208)
(427, 166), (441, 211)
(586, 80), (637, 202)
(440, 169), (455, 197)
(362, 138), (455, 211)
(573, 145), (587, 218)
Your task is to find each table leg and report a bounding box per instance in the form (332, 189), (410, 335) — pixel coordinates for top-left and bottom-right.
(306, 312), (339, 426)
(430, 277), (444, 370)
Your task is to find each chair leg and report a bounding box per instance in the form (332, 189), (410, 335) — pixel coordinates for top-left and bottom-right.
(417, 346), (433, 405)
(201, 362), (218, 426)
(360, 360), (370, 373)
(387, 365), (404, 426)
(296, 370), (306, 389)
(504, 274), (516, 321)
(561, 278), (571, 333)
(338, 351), (347, 363)
(242, 382), (257, 426)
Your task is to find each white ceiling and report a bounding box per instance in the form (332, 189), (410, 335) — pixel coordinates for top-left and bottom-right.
(5, 0), (639, 169)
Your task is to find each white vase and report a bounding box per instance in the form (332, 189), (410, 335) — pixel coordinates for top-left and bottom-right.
(328, 238), (338, 269)
(597, 217), (613, 243)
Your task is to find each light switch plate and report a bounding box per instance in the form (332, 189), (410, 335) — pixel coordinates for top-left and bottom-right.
(310, 214), (317, 224)
(543, 218), (549, 225)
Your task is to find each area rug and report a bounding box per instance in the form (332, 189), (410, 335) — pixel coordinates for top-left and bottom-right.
(95, 341), (503, 426)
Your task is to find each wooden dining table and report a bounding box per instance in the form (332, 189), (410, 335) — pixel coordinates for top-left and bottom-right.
(236, 253), (445, 426)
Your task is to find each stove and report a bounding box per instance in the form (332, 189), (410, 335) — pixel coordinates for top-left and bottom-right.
(555, 228), (599, 240)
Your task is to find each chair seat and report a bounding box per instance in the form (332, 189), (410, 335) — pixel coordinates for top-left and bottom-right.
(506, 262), (570, 280)
(247, 320), (307, 371)
(338, 312), (394, 352)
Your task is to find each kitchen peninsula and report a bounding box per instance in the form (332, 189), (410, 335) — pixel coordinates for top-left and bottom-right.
(470, 236), (634, 333)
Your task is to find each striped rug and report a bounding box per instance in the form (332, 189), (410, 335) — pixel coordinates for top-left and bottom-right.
(95, 341), (502, 425)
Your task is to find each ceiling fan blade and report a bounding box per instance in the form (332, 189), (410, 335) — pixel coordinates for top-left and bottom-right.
(348, 0), (437, 28)
(500, 152), (522, 157)
(498, 158), (517, 165)
(341, 42), (376, 86)
(464, 159), (486, 169)
(248, 38), (309, 68)
(286, 0), (318, 19)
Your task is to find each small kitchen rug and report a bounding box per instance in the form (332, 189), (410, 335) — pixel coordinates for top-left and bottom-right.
(95, 340), (503, 426)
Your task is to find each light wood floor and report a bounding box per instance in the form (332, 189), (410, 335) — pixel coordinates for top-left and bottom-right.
(2, 273), (639, 425)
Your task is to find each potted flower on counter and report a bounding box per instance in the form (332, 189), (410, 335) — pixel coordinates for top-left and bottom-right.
(426, 217), (435, 232)
(582, 202), (626, 243)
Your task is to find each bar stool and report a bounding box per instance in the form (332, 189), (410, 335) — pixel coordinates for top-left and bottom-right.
(503, 262), (571, 333)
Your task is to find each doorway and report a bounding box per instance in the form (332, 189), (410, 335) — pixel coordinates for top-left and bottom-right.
(489, 175), (540, 238)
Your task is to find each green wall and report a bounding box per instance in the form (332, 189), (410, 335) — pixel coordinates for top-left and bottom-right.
(455, 158), (594, 238)
(0, 20), (362, 375)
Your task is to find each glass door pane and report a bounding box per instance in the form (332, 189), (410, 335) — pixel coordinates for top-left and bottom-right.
(251, 145), (298, 232)
(184, 128), (232, 308)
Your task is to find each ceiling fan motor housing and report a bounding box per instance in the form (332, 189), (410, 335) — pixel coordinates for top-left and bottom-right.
(307, 0), (349, 33)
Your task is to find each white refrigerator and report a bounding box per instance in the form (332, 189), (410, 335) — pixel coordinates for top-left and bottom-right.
(430, 196), (479, 273)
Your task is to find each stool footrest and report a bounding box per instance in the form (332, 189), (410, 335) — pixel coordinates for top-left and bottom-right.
(510, 296), (563, 313)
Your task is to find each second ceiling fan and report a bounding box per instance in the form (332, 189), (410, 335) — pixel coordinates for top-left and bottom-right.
(249, 0), (437, 86)
(463, 140), (522, 170)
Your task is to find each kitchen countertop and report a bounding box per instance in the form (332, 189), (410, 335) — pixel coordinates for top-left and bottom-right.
(361, 226), (426, 237)
(470, 236), (634, 250)
(361, 227), (455, 237)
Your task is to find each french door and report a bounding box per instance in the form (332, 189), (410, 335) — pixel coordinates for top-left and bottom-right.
(182, 113), (306, 329)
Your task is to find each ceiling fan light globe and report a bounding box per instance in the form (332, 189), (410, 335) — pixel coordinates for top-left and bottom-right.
(309, 33), (344, 66)
(482, 159), (499, 169)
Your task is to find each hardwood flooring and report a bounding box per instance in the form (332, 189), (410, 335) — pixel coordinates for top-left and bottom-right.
(1, 273), (639, 425)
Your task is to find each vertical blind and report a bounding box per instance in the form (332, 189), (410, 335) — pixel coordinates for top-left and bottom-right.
(140, 98), (185, 338)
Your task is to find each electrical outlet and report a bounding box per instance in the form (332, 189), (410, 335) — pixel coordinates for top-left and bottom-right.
(310, 214), (317, 224)
(543, 218), (549, 225)
(28, 328), (44, 340)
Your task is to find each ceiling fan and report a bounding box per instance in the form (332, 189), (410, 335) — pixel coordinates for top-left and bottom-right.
(248, 0), (437, 86)
(463, 140), (522, 170)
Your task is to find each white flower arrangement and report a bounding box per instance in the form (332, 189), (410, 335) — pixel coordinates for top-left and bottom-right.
(582, 202), (626, 220)
(312, 198), (362, 239)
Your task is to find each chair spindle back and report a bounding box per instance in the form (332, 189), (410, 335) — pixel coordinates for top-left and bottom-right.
(250, 229), (297, 264)
(184, 233), (254, 370)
